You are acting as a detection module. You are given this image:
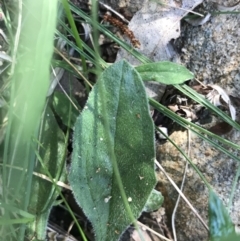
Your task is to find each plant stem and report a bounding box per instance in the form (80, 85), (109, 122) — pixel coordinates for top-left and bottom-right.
(61, 0), (88, 74)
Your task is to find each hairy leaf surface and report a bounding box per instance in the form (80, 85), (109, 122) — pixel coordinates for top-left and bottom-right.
(69, 60), (156, 241)
(136, 61), (194, 84)
(209, 190), (239, 241)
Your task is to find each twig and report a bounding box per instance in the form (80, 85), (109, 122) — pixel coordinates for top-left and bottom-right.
(0, 162), (72, 189)
(171, 130), (190, 241)
(137, 221), (173, 241)
(99, 1), (129, 23)
(33, 171), (71, 190)
(54, 47), (93, 88)
(194, 77), (207, 88)
(154, 159), (209, 231)
(47, 223), (79, 241)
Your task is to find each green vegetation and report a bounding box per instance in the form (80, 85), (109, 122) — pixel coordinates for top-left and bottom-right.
(0, 1), (240, 241)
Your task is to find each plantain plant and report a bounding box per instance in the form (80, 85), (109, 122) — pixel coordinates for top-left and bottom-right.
(1, 1), (240, 241)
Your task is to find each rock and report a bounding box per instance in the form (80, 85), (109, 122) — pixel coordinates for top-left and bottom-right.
(156, 1), (240, 240)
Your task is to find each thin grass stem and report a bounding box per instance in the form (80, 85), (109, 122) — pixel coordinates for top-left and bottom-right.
(61, 0), (88, 74)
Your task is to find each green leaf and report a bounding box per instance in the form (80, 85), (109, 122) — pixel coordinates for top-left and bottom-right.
(135, 61), (194, 84)
(69, 60), (156, 241)
(0, 203), (35, 219)
(209, 190), (239, 241)
(143, 189), (164, 212)
(52, 91), (81, 129)
(2, 1), (58, 240)
(0, 218), (34, 225)
(216, 234), (240, 241)
(27, 107), (67, 240)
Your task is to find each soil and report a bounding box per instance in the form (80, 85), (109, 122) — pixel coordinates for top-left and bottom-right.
(166, 1), (240, 239)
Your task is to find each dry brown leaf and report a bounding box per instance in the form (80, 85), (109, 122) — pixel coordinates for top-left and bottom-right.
(208, 122), (233, 135)
(117, 0), (203, 63)
(178, 106), (198, 121)
(207, 84), (236, 121)
(168, 104), (179, 112)
(116, 0), (203, 102)
(131, 229), (153, 241)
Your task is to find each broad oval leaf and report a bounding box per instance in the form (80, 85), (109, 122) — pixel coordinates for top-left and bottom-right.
(69, 60), (156, 241)
(209, 190), (239, 241)
(135, 61), (194, 84)
(27, 106), (67, 240)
